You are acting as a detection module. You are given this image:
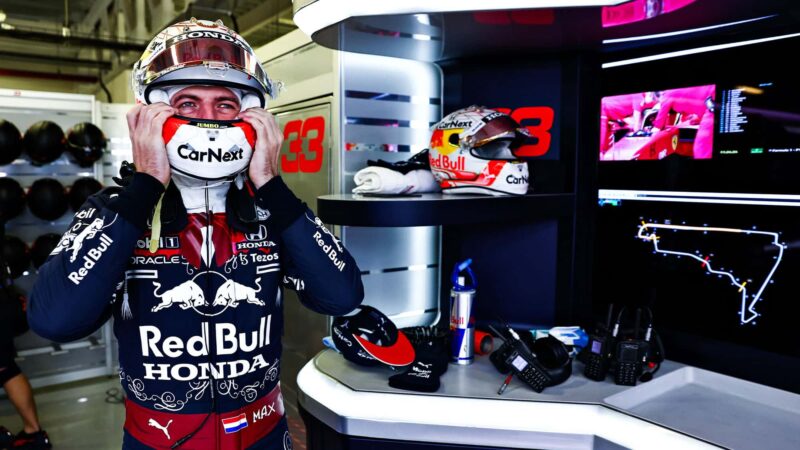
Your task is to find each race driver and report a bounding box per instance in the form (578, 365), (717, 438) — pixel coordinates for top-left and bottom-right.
(600, 92), (660, 152)
(27, 19), (364, 450)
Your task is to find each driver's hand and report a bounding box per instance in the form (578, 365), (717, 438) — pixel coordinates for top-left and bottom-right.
(126, 103), (175, 186)
(240, 108), (283, 189)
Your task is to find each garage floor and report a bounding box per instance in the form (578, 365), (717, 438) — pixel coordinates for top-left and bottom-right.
(0, 377), (307, 449)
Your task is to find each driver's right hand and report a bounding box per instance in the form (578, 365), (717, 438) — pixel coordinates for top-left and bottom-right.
(126, 103), (175, 186)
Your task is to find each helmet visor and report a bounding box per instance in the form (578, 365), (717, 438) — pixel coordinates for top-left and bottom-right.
(470, 138), (517, 160)
(141, 38), (270, 94)
(469, 113), (529, 147)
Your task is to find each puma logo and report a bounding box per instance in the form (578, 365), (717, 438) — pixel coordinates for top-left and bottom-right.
(148, 418), (173, 440)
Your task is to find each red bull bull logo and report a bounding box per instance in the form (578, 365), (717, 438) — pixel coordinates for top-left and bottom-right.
(430, 128), (462, 156)
(213, 278), (265, 308)
(149, 275), (268, 314)
(151, 280), (207, 312)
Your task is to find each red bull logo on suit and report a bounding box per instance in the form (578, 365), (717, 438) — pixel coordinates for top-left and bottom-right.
(67, 233), (114, 285)
(139, 316), (272, 381)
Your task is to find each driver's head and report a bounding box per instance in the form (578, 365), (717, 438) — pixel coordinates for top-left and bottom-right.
(133, 19), (271, 183)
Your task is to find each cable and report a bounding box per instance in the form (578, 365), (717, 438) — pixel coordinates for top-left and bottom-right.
(172, 183), (217, 449)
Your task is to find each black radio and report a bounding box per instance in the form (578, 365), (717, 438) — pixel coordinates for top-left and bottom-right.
(611, 307), (661, 386)
(580, 305), (664, 386)
(489, 323), (572, 394)
(578, 304), (615, 381)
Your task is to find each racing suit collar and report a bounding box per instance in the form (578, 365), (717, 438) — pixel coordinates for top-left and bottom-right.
(171, 172), (229, 214)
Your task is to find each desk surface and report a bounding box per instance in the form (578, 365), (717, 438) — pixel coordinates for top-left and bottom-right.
(298, 349), (800, 450)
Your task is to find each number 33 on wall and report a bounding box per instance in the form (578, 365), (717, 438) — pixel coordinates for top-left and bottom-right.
(494, 107), (555, 157)
(281, 116), (326, 173)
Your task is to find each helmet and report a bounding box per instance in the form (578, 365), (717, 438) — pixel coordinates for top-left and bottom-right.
(428, 106), (530, 196)
(132, 18), (274, 108)
(331, 305), (416, 368)
(0, 177), (26, 222)
(1, 235), (30, 279)
(0, 119), (22, 165)
(66, 122), (106, 167)
(23, 121), (66, 166)
(30, 233), (62, 269)
(28, 178), (68, 221)
(68, 177), (103, 211)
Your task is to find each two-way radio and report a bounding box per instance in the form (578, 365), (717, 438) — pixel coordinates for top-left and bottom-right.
(488, 322), (573, 394)
(489, 324), (552, 393)
(579, 304), (664, 386)
(577, 304), (615, 381)
(611, 307), (662, 386)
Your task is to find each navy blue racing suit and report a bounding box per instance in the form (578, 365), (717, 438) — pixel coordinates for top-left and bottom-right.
(28, 173), (363, 449)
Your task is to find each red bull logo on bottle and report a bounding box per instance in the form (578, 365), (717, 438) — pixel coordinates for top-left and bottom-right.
(450, 259), (477, 365)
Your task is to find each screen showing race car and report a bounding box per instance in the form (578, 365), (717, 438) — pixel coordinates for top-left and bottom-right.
(602, 0), (697, 28)
(715, 80), (800, 158)
(594, 190), (800, 393)
(600, 85), (715, 161)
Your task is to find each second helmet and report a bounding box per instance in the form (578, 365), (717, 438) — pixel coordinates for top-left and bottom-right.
(428, 106), (530, 196)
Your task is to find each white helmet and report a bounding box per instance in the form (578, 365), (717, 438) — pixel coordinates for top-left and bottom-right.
(428, 106), (530, 196)
(132, 18), (274, 109)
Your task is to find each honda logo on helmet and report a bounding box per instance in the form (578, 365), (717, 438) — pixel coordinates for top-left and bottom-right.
(166, 31), (249, 51)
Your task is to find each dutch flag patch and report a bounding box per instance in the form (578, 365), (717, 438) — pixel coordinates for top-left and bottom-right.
(221, 413), (248, 434)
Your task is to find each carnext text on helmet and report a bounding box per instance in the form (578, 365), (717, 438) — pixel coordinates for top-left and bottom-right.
(177, 144), (244, 162)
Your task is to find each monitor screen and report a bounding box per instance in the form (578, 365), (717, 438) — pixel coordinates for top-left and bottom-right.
(600, 85), (716, 161)
(602, 0), (697, 28)
(715, 80), (800, 158)
(594, 190), (800, 392)
(599, 36), (800, 194)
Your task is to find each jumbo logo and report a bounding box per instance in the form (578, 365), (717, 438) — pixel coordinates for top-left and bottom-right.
(429, 129), (461, 156)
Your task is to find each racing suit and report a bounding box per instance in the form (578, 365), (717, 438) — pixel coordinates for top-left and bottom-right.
(28, 172), (364, 449)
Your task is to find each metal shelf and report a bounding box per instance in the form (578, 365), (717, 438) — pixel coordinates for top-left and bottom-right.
(317, 193), (574, 227)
